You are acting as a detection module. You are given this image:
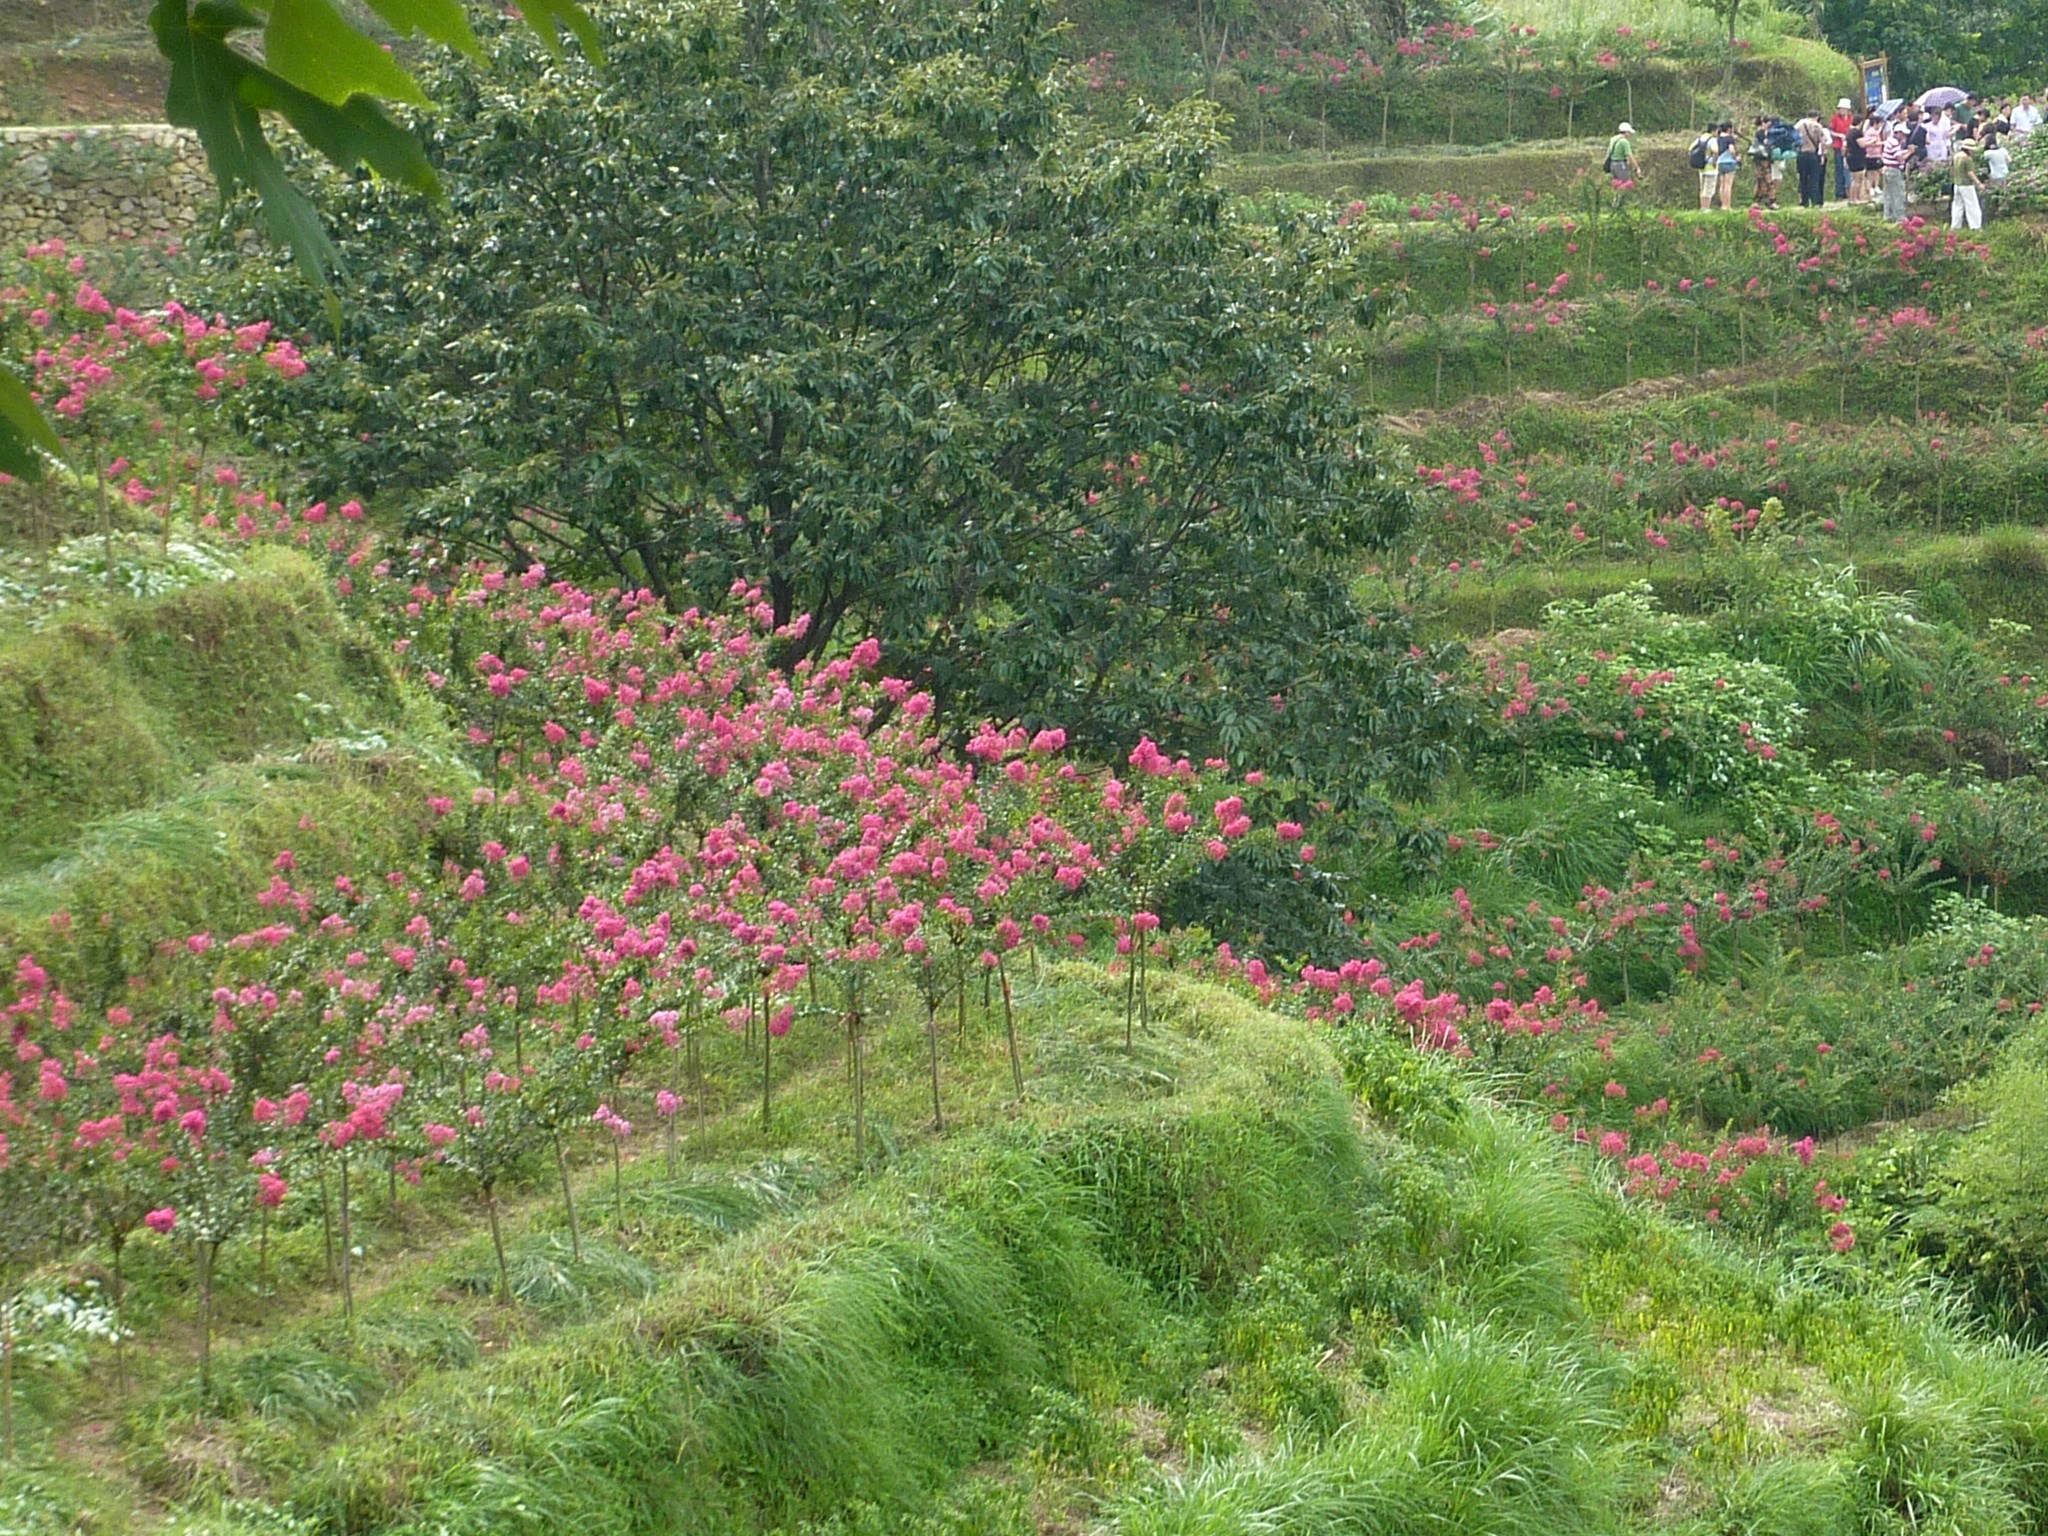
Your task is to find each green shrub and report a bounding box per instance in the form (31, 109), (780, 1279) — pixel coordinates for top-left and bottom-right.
(1920, 1061), (2048, 1324)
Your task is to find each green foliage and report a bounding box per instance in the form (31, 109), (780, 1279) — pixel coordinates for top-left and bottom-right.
(1842, 1370), (2028, 1535)
(449, 1234), (659, 1319)
(1698, 1456), (1860, 1536)
(1879, 1055), (2048, 1326)
(1109, 1318), (1635, 1535)
(247, 986), (1372, 1535)
(1818, 0), (2037, 94)
(204, 0), (1456, 806)
(0, 547), (398, 870)
(0, 364), (61, 483)
(1485, 584), (1805, 799)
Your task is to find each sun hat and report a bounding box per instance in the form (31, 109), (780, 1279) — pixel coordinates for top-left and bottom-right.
(1838, 97), (1852, 109)
(1618, 122), (1634, 133)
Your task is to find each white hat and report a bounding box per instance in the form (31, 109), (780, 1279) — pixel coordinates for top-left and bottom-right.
(1838, 98), (1852, 109)
(1618, 121), (1634, 133)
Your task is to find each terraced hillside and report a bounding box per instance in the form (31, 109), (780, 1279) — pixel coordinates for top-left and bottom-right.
(6, 4), (2048, 1536)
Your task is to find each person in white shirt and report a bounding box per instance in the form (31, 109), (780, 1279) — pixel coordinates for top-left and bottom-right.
(1985, 135), (2011, 184)
(2014, 96), (2043, 139)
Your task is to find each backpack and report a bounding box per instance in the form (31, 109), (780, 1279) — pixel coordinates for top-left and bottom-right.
(1767, 119), (1800, 153)
(1689, 134), (1711, 170)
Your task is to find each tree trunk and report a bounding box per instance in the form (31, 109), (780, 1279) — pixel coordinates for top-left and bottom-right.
(339, 1149), (355, 1324)
(486, 1185), (512, 1303)
(2, 1290), (14, 1461)
(760, 991), (774, 1132)
(554, 1131), (583, 1262)
(317, 1147), (336, 1285)
(197, 1240), (219, 1396)
(926, 995), (946, 1132)
(998, 954), (1023, 1101)
(848, 1006), (867, 1160)
(92, 431), (115, 591)
(111, 1236), (126, 1390)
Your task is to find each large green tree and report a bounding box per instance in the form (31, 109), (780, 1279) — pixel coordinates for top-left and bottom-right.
(221, 0), (1440, 796)
(1818, 0), (2035, 94)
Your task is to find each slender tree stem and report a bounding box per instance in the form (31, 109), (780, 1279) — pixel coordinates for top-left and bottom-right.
(760, 982), (774, 1132)
(554, 1131), (582, 1262)
(111, 1237), (126, 1391)
(486, 1185), (511, 1304)
(2, 1291), (14, 1462)
(998, 953), (1022, 1101)
(926, 994), (945, 1132)
(338, 1149), (355, 1325)
(317, 1147), (336, 1285)
(849, 1006), (867, 1161)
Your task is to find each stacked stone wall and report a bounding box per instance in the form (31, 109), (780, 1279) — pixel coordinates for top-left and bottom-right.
(0, 124), (210, 250)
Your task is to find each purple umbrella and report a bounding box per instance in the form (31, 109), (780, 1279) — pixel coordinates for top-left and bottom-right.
(1917, 86), (1969, 109)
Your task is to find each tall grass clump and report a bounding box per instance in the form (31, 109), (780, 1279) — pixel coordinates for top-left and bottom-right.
(274, 992), (1376, 1536)
(0, 548), (394, 869)
(1109, 1318), (1635, 1536)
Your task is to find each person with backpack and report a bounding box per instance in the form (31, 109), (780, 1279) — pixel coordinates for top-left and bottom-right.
(1605, 122), (1639, 184)
(1749, 116), (1781, 208)
(1795, 109), (1830, 206)
(1770, 115), (1801, 196)
(1706, 121), (1740, 210)
(1691, 126), (1718, 208)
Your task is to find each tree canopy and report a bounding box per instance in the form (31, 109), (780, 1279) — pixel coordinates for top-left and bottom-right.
(221, 0), (1443, 801)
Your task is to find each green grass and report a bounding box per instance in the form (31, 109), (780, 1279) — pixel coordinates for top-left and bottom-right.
(0, 546), (401, 872)
(1407, 530), (2048, 669)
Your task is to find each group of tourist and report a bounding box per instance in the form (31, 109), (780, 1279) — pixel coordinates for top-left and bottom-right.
(1615, 90), (2040, 229)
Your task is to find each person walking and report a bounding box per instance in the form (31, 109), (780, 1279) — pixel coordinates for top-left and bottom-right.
(1796, 109), (1829, 206)
(1880, 116), (1912, 222)
(1830, 98), (1855, 199)
(1605, 122), (1639, 183)
(1951, 137), (1986, 230)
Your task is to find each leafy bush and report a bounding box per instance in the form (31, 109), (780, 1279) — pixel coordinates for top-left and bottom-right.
(200, 0), (1463, 810)
(1481, 584), (1805, 799)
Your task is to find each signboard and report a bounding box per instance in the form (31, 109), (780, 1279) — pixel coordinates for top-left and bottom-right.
(1861, 56), (1889, 108)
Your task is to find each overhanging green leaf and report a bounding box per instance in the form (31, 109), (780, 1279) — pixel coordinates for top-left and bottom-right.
(361, 0), (482, 58)
(152, 0), (440, 286)
(0, 365), (62, 482)
(517, 0), (606, 63)
(265, 0), (431, 108)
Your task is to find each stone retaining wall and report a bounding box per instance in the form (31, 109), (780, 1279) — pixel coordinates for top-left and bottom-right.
(0, 124), (211, 251)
